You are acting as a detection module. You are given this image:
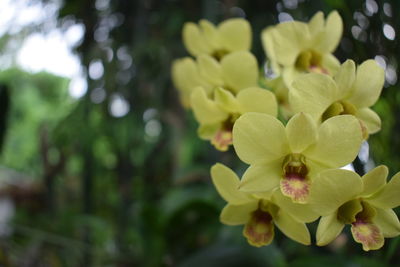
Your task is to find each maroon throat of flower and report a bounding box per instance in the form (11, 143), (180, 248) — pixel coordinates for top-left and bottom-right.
(211, 113), (240, 151)
(280, 153), (310, 203)
(243, 201), (277, 247)
(338, 200), (384, 251)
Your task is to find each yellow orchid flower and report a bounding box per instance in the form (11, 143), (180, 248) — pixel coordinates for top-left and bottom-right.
(211, 163), (316, 246)
(289, 59), (385, 138)
(262, 11), (342, 87)
(233, 112), (363, 203)
(172, 51), (259, 108)
(191, 86), (277, 151)
(310, 166), (400, 251)
(171, 57), (212, 108)
(183, 18), (251, 60)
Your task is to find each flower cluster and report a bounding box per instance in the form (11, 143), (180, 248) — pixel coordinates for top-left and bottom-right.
(171, 12), (400, 251)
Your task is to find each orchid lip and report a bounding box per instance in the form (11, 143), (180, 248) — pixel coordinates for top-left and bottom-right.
(351, 219), (384, 251)
(281, 154), (310, 203)
(211, 130), (232, 151)
(243, 206), (275, 247)
(281, 173), (310, 203)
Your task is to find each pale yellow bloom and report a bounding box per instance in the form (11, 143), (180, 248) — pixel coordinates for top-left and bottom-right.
(173, 50), (275, 151)
(183, 19), (251, 59)
(290, 59), (385, 137)
(191, 86), (277, 151)
(172, 51), (258, 108)
(233, 112), (363, 203)
(171, 57), (211, 108)
(211, 163), (316, 246)
(262, 11), (342, 87)
(310, 166), (400, 251)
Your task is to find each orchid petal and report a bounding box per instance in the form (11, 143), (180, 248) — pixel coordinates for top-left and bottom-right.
(237, 87), (278, 116)
(272, 190), (320, 223)
(274, 210), (311, 245)
(367, 172), (400, 209)
(221, 203), (257, 225)
(334, 60), (356, 98)
(233, 113), (289, 164)
(314, 11), (343, 53)
(316, 213), (345, 246)
(191, 87), (228, 124)
(267, 22), (309, 66)
(361, 165), (388, 197)
(197, 55), (223, 86)
(304, 115), (363, 168)
(372, 208), (400, 238)
(182, 22), (211, 56)
(356, 108), (381, 134)
(221, 51), (258, 93)
(290, 73), (339, 121)
(219, 18), (251, 52)
(347, 60), (385, 108)
(285, 113), (317, 153)
(211, 163), (253, 205)
(239, 161), (282, 193)
(309, 169), (363, 216)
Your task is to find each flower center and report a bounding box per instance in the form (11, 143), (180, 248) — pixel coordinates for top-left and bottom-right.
(243, 201), (277, 247)
(322, 100), (357, 121)
(280, 154), (310, 203)
(211, 113), (240, 151)
(337, 199), (363, 224)
(295, 50), (327, 74)
(212, 49), (229, 61)
(336, 200), (384, 250)
(283, 153), (308, 177)
(344, 201), (384, 251)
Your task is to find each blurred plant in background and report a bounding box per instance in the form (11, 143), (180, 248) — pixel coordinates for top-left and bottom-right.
(0, 0), (399, 266)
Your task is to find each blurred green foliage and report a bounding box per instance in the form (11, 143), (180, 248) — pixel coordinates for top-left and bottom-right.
(0, 0), (399, 266)
(0, 69), (71, 173)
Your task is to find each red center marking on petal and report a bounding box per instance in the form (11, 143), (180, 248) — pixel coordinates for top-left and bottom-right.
(211, 130), (232, 151)
(351, 219), (384, 251)
(280, 173), (310, 203)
